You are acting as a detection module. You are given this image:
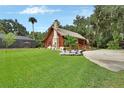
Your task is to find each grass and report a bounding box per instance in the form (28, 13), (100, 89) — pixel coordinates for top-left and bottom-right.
(0, 48), (124, 88)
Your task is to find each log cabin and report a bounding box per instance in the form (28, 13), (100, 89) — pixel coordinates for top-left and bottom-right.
(43, 21), (89, 49)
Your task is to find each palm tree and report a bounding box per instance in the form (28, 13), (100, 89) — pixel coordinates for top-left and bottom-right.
(29, 17), (37, 39)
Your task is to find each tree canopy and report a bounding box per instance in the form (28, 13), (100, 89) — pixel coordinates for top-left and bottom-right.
(0, 19), (29, 36)
(29, 17), (37, 24)
(61, 5), (124, 49)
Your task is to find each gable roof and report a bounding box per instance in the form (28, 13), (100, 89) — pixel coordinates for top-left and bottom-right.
(0, 34), (34, 41)
(43, 26), (87, 42)
(57, 28), (86, 40)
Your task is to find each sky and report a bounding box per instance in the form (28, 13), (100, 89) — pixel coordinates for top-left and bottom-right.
(0, 5), (95, 32)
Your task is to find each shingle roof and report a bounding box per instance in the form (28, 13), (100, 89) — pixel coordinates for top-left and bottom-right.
(16, 36), (34, 40)
(57, 28), (86, 40)
(0, 34), (34, 40)
(43, 26), (87, 42)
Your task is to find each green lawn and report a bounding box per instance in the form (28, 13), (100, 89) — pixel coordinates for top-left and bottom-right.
(0, 48), (124, 88)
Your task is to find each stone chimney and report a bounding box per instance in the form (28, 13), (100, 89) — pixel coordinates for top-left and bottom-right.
(53, 20), (59, 30)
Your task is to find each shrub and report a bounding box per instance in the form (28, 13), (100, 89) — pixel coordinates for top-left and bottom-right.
(2, 33), (16, 48)
(107, 40), (120, 49)
(64, 35), (77, 49)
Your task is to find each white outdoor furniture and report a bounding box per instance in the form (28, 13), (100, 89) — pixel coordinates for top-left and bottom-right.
(60, 49), (83, 56)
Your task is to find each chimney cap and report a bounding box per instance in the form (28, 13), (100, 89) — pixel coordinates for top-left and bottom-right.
(52, 20), (59, 29)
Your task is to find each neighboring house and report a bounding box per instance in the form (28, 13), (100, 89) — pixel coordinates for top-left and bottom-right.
(119, 33), (124, 49)
(43, 21), (89, 49)
(0, 34), (36, 48)
(120, 41), (124, 49)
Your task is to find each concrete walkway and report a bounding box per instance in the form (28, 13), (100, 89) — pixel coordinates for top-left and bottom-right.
(83, 49), (124, 72)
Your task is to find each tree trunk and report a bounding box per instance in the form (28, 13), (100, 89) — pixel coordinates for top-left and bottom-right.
(32, 23), (35, 40)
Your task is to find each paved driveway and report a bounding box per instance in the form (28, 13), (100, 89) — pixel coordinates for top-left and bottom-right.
(83, 49), (124, 72)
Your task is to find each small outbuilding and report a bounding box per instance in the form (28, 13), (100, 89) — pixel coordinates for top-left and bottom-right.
(120, 40), (124, 49)
(0, 34), (36, 48)
(43, 21), (89, 49)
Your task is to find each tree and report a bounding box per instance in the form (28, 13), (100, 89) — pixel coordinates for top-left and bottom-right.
(107, 30), (121, 49)
(2, 33), (16, 48)
(73, 15), (88, 36)
(62, 16), (94, 48)
(64, 35), (77, 49)
(29, 17), (37, 39)
(0, 19), (28, 36)
(14, 19), (29, 36)
(90, 6), (124, 49)
(29, 31), (47, 47)
(56, 6), (124, 49)
(61, 24), (75, 32)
